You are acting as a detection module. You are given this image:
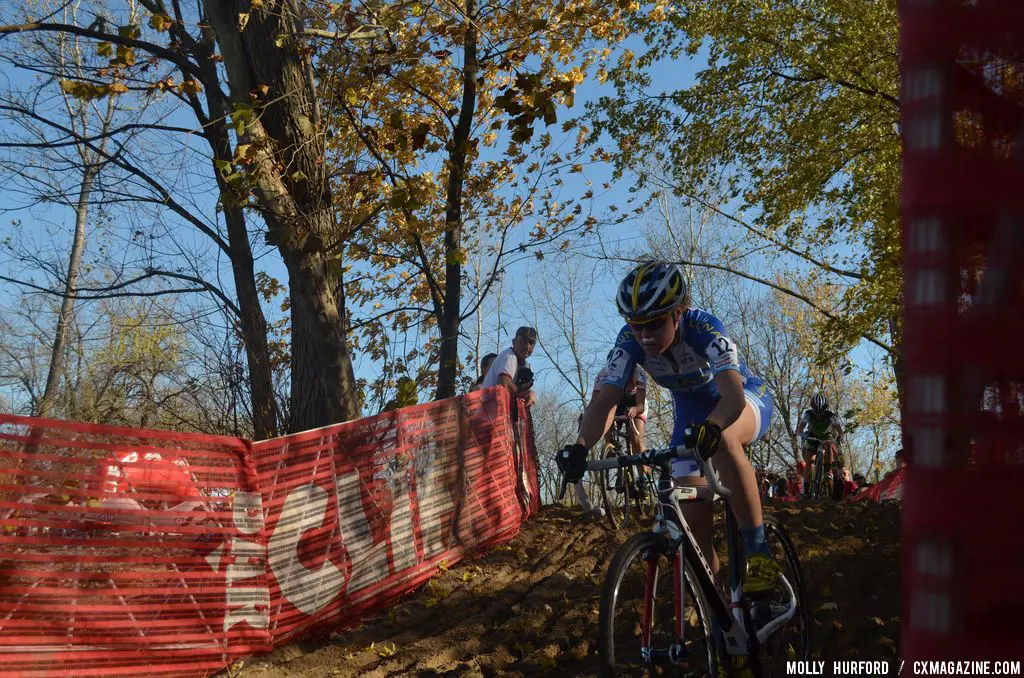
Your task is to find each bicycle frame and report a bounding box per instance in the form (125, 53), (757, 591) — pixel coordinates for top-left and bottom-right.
(804, 436), (839, 499)
(590, 447), (799, 663)
(608, 415), (640, 446)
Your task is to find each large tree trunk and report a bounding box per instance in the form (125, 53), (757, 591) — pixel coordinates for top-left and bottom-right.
(36, 167), (96, 418)
(205, 0), (360, 432)
(191, 19), (280, 440)
(435, 0), (478, 400)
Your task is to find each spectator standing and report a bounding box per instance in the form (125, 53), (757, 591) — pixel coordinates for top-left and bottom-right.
(482, 326), (538, 407)
(469, 353), (498, 392)
(774, 474), (789, 499)
(838, 467), (858, 499)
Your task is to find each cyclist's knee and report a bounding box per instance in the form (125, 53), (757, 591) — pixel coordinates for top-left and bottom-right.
(723, 406), (757, 449)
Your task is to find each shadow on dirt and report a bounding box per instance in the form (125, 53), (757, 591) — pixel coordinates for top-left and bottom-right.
(231, 500), (900, 677)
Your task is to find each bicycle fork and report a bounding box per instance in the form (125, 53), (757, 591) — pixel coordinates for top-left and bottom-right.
(638, 548), (688, 666)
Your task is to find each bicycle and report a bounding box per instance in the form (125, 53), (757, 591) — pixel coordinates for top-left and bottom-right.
(599, 415), (657, 530)
(803, 436), (840, 500)
(557, 441), (809, 677)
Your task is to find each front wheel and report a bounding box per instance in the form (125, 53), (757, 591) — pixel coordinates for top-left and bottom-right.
(810, 451), (828, 500)
(600, 441), (631, 529)
(598, 533), (716, 677)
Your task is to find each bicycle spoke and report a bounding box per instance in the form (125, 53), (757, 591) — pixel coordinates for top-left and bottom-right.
(600, 534), (713, 677)
(600, 443), (630, 529)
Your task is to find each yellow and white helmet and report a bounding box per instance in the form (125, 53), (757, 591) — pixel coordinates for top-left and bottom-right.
(616, 262), (688, 321)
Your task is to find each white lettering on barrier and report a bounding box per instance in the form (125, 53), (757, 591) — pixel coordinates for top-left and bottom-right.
(267, 484), (345, 615)
(386, 464), (419, 574)
(262, 445), (461, 616)
(224, 491), (270, 632)
(414, 450), (457, 561)
(334, 471), (390, 593)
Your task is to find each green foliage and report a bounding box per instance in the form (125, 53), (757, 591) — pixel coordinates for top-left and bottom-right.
(592, 0), (901, 356)
(320, 0), (635, 397)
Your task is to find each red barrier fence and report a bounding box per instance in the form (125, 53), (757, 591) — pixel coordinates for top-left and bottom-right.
(0, 387), (538, 676)
(847, 467), (905, 503)
(901, 0), (1024, 664)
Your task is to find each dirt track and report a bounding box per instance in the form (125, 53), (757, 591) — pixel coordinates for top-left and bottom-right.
(232, 500), (901, 677)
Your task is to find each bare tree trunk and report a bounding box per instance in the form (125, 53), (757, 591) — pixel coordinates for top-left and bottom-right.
(205, 0), (360, 432)
(190, 16), (279, 439)
(436, 0), (478, 400)
(36, 15), (118, 419)
(36, 168), (96, 418)
(888, 311), (905, 412)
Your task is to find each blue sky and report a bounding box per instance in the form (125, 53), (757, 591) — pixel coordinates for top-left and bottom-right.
(0, 27), (890, 432)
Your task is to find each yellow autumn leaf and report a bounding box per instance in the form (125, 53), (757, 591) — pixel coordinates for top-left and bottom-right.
(115, 45), (136, 66)
(179, 79), (202, 95)
(148, 14), (172, 32)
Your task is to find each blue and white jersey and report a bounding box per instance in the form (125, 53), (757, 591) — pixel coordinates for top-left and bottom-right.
(599, 308), (765, 411)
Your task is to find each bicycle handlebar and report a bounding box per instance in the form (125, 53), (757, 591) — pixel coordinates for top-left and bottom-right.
(555, 444), (731, 502)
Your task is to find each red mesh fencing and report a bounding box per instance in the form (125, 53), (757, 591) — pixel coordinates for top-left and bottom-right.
(0, 387), (538, 676)
(0, 416), (259, 676)
(251, 387), (539, 646)
(901, 0), (1024, 663)
(847, 467), (905, 503)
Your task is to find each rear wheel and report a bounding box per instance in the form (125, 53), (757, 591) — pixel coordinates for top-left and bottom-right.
(753, 516), (811, 676)
(598, 533), (716, 677)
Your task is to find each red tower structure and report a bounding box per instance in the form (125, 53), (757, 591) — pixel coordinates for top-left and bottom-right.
(901, 0), (1024, 663)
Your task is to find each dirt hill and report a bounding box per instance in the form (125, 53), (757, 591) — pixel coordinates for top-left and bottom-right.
(233, 500), (900, 677)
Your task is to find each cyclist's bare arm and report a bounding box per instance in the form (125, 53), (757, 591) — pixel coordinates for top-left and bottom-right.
(796, 417), (807, 438)
(576, 383), (622, 448)
(706, 370), (746, 430)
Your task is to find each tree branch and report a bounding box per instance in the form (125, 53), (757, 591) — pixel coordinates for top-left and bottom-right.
(347, 305), (432, 331)
(0, 268), (238, 315)
(592, 254), (892, 354)
(0, 102), (231, 255)
(675, 190), (864, 280)
(0, 21), (202, 79)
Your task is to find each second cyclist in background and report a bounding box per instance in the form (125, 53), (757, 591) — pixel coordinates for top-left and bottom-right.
(596, 350), (648, 454)
(796, 394), (844, 498)
(573, 352), (648, 519)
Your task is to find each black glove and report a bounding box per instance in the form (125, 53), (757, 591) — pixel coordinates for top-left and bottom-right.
(556, 443), (588, 483)
(685, 419), (723, 461)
